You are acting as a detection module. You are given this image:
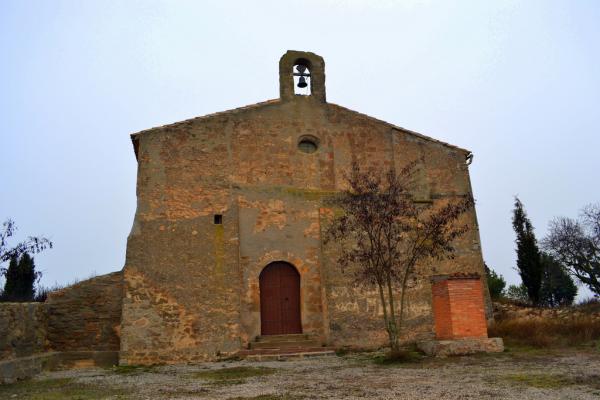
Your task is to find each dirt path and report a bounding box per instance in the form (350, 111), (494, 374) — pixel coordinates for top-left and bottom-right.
(1, 349), (600, 399)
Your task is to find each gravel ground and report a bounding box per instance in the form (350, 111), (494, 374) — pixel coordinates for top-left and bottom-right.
(3, 348), (600, 399)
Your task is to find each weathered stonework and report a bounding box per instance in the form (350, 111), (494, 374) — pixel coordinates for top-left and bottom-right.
(0, 272), (123, 382)
(46, 271), (123, 352)
(416, 338), (504, 357)
(0, 303), (47, 360)
(119, 50), (492, 365)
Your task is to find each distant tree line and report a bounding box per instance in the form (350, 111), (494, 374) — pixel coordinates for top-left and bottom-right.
(486, 199), (600, 307)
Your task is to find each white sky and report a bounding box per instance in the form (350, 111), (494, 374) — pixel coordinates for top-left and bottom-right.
(1, 0), (598, 298)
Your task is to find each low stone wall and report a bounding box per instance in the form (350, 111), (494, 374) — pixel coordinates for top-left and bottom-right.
(417, 337), (504, 357)
(493, 302), (600, 322)
(0, 351), (119, 383)
(0, 271), (123, 383)
(46, 271), (123, 352)
(0, 303), (47, 360)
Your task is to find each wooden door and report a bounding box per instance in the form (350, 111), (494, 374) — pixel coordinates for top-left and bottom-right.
(259, 262), (301, 335)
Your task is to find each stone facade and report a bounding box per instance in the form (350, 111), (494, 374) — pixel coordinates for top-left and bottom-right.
(119, 50), (492, 365)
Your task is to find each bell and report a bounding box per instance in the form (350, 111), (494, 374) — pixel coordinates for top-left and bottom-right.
(297, 76), (308, 88)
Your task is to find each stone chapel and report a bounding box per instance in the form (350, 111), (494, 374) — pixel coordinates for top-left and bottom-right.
(117, 50), (496, 364)
(0, 51), (503, 384)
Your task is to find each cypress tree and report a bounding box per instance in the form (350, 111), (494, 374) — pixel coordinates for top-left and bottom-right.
(512, 197), (544, 305)
(17, 253), (36, 301)
(1, 256), (19, 301)
(1, 253), (37, 301)
(540, 253), (577, 307)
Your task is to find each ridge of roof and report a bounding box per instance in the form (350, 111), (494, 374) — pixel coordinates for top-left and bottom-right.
(130, 98), (281, 138)
(327, 102), (469, 153)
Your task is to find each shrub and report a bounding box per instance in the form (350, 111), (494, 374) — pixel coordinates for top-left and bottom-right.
(504, 284), (530, 304)
(485, 264), (506, 300)
(489, 317), (600, 348)
(33, 283), (69, 302)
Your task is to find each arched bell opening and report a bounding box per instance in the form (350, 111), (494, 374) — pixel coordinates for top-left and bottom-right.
(293, 58), (312, 96)
(259, 261), (302, 335)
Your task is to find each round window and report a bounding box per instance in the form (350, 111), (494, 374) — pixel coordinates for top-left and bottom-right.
(298, 136), (319, 154)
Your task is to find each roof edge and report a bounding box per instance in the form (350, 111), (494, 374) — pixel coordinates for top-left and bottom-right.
(327, 102), (470, 154)
(130, 98), (281, 138)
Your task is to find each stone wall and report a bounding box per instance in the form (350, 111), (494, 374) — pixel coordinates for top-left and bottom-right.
(122, 98), (489, 361)
(0, 303), (47, 360)
(46, 271), (123, 352)
(493, 301), (600, 322)
(0, 272), (123, 383)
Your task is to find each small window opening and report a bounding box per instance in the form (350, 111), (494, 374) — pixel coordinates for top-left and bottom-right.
(214, 214), (223, 225)
(293, 62), (311, 96)
(298, 136), (319, 153)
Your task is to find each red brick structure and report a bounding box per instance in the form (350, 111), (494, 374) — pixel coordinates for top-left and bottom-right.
(431, 274), (488, 340)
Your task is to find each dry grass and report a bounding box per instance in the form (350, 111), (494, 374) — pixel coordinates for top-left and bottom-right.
(0, 378), (130, 400)
(576, 297), (600, 313)
(502, 373), (573, 389)
(110, 364), (157, 375)
(490, 316), (600, 348)
(189, 366), (277, 386)
(501, 372), (600, 390)
(372, 349), (425, 365)
(227, 395), (304, 400)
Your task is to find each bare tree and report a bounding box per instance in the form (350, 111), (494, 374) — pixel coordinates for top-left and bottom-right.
(1, 219), (52, 266)
(325, 161), (474, 353)
(542, 204), (600, 297)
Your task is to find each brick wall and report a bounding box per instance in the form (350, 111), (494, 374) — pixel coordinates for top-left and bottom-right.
(431, 280), (453, 340)
(432, 275), (488, 340)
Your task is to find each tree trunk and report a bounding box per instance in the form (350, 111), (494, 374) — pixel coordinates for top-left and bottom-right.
(385, 273), (400, 352)
(397, 265), (412, 343)
(377, 281), (396, 350)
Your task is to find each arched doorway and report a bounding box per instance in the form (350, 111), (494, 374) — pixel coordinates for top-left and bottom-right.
(259, 262), (302, 335)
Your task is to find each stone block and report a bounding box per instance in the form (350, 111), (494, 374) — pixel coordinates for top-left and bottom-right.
(416, 337), (504, 357)
(0, 353), (58, 384)
(0, 303), (47, 361)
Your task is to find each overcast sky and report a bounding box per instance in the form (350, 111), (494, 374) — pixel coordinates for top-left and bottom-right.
(1, 0), (598, 298)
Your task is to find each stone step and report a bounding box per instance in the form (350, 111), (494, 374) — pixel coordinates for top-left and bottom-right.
(238, 347), (336, 361)
(256, 334), (310, 342)
(249, 339), (320, 350)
